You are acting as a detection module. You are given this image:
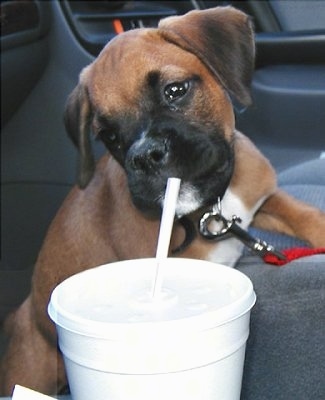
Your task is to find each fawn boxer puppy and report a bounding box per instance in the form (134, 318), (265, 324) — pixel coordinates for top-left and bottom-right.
(1, 6), (325, 396)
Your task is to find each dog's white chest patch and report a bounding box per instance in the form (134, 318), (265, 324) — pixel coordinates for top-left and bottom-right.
(163, 183), (202, 218)
(205, 189), (259, 267)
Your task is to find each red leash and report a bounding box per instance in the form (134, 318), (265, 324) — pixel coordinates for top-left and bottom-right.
(263, 247), (325, 266)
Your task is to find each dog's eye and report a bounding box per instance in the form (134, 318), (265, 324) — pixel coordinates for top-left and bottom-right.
(97, 128), (118, 145)
(164, 81), (189, 103)
(96, 127), (119, 147)
(94, 118), (119, 145)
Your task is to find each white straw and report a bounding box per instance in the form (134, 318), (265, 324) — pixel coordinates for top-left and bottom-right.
(151, 177), (181, 298)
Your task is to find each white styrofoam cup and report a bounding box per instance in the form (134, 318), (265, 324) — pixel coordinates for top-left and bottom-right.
(48, 258), (256, 400)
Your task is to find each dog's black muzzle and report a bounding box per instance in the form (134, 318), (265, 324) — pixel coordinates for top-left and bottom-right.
(124, 121), (234, 217)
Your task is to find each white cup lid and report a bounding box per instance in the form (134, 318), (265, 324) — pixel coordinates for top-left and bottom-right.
(48, 258), (256, 339)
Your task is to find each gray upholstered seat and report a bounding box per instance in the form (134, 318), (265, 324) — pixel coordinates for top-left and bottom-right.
(238, 158), (325, 400)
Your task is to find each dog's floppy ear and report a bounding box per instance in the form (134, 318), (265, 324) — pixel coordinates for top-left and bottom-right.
(158, 6), (255, 107)
(64, 67), (95, 189)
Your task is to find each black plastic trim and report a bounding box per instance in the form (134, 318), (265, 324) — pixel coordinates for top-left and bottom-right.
(60, 0), (181, 56)
(256, 30), (325, 67)
(0, 1), (51, 51)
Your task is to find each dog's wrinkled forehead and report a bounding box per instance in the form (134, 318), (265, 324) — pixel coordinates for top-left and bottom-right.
(82, 6), (255, 113)
(85, 29), (213, 113)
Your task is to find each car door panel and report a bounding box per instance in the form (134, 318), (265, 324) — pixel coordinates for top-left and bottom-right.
(235, 1), (325, 170)
(0, 0), (93, 320)
(1, 0), (51, 125)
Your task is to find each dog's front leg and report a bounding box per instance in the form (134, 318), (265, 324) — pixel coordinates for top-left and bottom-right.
(252, 189), (325, 248)
(0, 297), (67, 396)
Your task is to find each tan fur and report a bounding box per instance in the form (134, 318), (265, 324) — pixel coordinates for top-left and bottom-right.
(230, 131), (277, 208)
(253, 190), (325, 247)
(88, 29), (236, 138)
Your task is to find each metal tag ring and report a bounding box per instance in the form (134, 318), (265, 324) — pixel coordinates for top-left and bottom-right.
(199, 211), (230, 240)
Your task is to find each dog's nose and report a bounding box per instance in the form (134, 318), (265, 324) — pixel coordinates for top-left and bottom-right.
(128, 140), (168, 172)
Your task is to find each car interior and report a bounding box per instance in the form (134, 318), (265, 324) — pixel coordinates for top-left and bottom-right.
(1, 1), (325, 399)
